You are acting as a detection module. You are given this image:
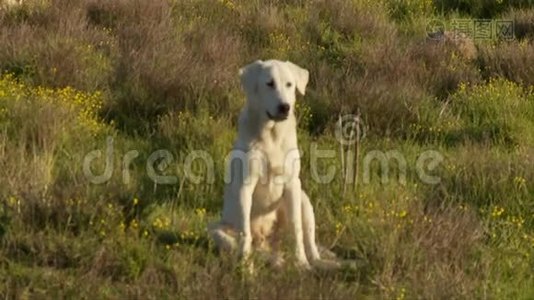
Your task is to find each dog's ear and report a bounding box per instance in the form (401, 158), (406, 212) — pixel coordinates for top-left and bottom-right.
(239, 60), (264, 95)
(285, 61), (309, 95)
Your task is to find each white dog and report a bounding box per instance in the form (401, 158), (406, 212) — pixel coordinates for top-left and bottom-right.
(208, 59), (335, 270)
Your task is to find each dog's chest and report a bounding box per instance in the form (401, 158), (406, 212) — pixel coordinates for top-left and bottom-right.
(251, 143), (289, 211)
(253, 173), (285, 213)
(255, 137), (290, 177)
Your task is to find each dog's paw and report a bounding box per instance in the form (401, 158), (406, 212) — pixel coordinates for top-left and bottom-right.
(311, 258), (343, 272)
(270, 254), (286, 270)
(295, 260), (312, 271)
(318, 245), (338, 260)
(237, 258), (256, 277)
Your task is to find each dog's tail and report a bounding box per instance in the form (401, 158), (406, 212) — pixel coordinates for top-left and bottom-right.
(207, 221), (238, 252)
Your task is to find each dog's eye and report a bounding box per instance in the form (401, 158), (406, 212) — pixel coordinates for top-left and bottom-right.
(286, 82), (292, 88)
(266, 80), (275, 88)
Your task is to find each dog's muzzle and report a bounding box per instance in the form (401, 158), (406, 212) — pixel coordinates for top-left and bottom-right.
(266, 103), (290, 121)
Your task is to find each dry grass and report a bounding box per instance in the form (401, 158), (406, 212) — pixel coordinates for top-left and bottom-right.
(479, 40), (534, 86)
(0, 0), (533, 298)
(504, 7), (534, 40)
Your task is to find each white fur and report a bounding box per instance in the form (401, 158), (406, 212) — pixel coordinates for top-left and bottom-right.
(2, 0), (23, 7)
(208, 59), (327, 269)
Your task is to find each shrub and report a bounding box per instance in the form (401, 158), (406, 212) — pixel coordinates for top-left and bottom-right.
(433, 0), (532, 18)
(478, 40), (534, 87)
(410, 35), (481, 99)
(453, 79), (534, 145)
(388, 0), (435, 21)
(502, 7), (534, 40)
(100, 0), (243, 131)
(0, 74), (106, 146)
(0, 0), (117, 91)
(413, 78), (534, 145)
(0, 74), (111, 230)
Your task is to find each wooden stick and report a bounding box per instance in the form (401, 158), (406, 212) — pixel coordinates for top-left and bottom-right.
(353, 109), (361, 192)
(338, 114), (345, 179)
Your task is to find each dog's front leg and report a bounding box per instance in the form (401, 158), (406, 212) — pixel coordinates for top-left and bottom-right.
(285, 178), (309, 268)
(236, 175), (258, 260)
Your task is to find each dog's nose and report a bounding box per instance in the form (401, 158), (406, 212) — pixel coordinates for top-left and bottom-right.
(278, 103), (290, 115)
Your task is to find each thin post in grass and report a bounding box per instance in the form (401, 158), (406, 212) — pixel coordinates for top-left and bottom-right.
(340, 109), (362, 197)
(338, 114), (345, 179)
(341, 116), (353, 197)
(344, 148), (353, 197)
(353, 109), (361, 192)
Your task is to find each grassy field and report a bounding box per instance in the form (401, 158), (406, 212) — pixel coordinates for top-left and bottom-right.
(1, 0), (534, 298)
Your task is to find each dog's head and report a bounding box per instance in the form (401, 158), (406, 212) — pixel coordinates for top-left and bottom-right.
(239, 59), (309, 122)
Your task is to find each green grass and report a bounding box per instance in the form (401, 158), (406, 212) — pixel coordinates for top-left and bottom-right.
(1, 0), (534, 298)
